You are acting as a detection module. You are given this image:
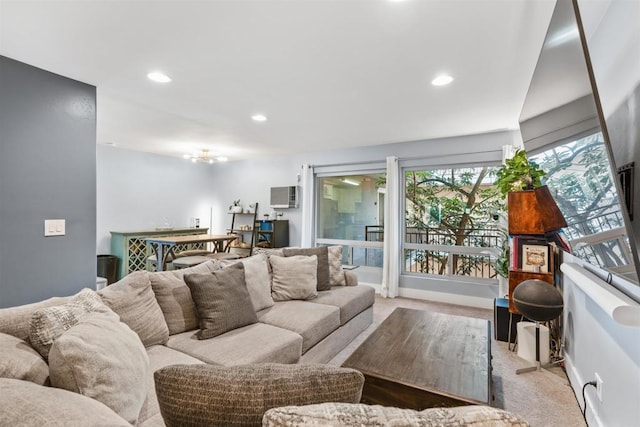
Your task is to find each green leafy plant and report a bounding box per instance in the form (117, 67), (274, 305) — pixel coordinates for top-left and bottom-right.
(494, 149), (546, 198)
(229, 199), (241, 210)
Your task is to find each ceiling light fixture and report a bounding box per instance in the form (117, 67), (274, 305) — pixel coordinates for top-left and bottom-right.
(147, 71), (172, 83)
(431, 74), (454, 86)
(342, 178), (360, 186)
(251, 114), (267, 122)
(184, 149), (219, 164)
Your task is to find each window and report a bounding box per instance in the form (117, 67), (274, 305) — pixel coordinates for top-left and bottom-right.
(402, 166), (503, 281)
(530, 132), (632, 270)
(316, 173), (385, 267)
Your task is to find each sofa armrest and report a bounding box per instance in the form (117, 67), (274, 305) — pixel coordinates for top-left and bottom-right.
(344, 270), (358, 286)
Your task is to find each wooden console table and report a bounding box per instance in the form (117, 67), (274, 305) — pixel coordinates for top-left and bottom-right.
(343, 308), (491, 409)
(110, 228), (208, 280)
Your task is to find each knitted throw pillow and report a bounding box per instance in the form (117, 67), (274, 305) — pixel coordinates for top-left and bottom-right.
(154, 363), (364, 427)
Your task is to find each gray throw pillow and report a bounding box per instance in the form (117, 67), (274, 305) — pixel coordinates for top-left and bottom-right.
(48, 312), (149, 425)
(184, 263), (258, 340)
(283, 247), (331, 291)
(99, 271), (169, 347)
(220, 253), (274, 312)
(154, 363), (364, 427)
(149, 260), (220, 335)
(0, 332), (49, 385)
(270, 255), (318, 301)
(29, 288), (115, 360)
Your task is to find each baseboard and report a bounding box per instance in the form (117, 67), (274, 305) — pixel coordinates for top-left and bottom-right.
(565, 354), (604, 427)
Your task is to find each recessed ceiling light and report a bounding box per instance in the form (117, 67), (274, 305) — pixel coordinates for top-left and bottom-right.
(147, 71), (172, 83)
(251, 114), (267, 122)
(432, 74), (454, 86)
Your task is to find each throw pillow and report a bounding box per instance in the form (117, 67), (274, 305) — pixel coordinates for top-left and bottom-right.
(48, 312), (149, 425)
(327, 245), (346, 286)
(0, 378), (130, 427)
(29, 288), (115, 359)
(282, 247), (331, 291)
(221, 253), (274, 312)
(154, 363), (364, 427)
(0, 332), (49, 385)
(263, 403), (530, 427)
(98, 271), (169, 347)
(184, 263), (258, 340)
(0, 295), (72, 341)
(270, 255), (318, 301)
(149, 260), (220, 335)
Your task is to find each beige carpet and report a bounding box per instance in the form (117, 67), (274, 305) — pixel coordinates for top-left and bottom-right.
(328, 295), (585, 427)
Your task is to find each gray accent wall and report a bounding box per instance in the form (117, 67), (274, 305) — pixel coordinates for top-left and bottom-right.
(0, 56), (96, 308)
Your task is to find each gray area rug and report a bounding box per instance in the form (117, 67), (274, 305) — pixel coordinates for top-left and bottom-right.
(328, 295), (585, 427)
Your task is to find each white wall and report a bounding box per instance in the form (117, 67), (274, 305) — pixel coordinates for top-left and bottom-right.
(96, 145), (217, 254)
(98, 130), (517, 252)
(561, 255), (640, 427)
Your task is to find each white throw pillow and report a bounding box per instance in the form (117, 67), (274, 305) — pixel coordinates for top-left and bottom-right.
(48, 312), (149, 424)
(270, 255), (318, 301)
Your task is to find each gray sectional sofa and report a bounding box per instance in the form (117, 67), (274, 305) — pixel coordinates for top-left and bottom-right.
(0, 251), (375, 426)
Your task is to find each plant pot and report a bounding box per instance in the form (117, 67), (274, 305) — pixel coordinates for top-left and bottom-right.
(231, 206), (243, 214)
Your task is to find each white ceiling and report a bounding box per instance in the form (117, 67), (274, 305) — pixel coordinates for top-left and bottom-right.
(0, 0), (557, 162)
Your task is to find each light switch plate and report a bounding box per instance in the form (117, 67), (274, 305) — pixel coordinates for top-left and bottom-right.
(44, 219), (65, 236)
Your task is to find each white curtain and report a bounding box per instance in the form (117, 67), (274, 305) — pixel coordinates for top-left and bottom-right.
(300, 163), (314, 247)
(381, 156), (400, 298)
(502, 144), (517, 164)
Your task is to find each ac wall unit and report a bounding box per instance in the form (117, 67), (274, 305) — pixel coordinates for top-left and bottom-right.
(270, 186), (298, 208)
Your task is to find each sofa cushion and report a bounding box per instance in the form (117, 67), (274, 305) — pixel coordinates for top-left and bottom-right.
(221, 253), (274, 311)
(283, 246), (331, 291)
(327, 245), (346, 286)
(166, 323), (303, 366)
(154, 363), (364, 427)
(149, 260), (220, 335)
(48, 312), (149, 425)
(0, 378), (130, 427)
(270, 255), (318, 301)
(257, 300), (340, 353)
(0, 332), (49, 385)
(0, 296), (72, 341)
(29, 288), (115, 359)
(99, 271), (169, 347)
(312, 285), (375, 325)
(184, 263), (258, 340)
(138, 345), (205, 426)
(262, 403), (530, 427)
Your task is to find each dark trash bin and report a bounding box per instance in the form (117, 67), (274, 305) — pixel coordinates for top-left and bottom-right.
(97, 254), (118, 285)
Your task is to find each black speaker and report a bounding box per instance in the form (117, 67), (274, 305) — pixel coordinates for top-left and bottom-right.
(494, 298), (522, 342)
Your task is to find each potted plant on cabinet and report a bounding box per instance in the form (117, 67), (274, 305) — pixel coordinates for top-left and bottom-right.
(229, 199), (243, 213)
(495, 149), (546, 198)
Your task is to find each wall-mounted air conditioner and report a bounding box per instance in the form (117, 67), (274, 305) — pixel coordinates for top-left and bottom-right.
(270, 186), (298, 209)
